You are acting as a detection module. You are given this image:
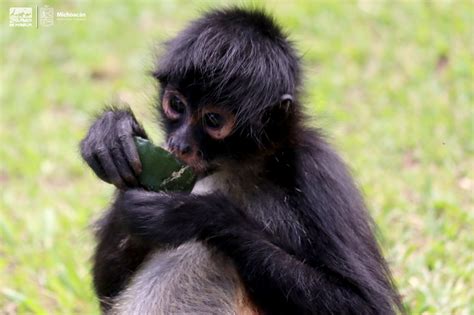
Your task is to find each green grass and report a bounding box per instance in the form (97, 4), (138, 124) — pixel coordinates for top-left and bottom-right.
(1, 1), (473, 314)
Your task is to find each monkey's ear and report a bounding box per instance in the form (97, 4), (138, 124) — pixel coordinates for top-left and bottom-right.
(262, 94), (294, 126)
(279, 94), (293, 113)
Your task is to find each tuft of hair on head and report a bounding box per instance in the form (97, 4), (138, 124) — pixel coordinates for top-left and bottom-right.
(153, 6), (302, 140)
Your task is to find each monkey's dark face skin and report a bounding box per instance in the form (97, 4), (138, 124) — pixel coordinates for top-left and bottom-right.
(157, 82), (245, 174)
(158, 80), (292, 175)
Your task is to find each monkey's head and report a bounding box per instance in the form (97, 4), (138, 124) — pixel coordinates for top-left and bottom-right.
(153, 8), (301, 174)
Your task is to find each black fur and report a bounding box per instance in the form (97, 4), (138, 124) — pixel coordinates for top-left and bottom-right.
(81, 7), (403, 314)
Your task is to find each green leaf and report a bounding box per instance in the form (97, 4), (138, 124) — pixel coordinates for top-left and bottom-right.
(134, 137), (196, 192)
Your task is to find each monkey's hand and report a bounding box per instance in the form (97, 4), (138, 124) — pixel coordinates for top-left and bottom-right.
(80, 108), (147, 188)
(117, 189), (244, 246)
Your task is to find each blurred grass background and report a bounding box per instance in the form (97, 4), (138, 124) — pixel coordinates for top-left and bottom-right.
(0, 0), (473, 314)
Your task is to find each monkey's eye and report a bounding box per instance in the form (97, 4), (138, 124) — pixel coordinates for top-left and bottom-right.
(169, 96), (186, 115)
(204, 113), (224, 129)
(202, 110), (235, 140)
(163, 93), (187, 121)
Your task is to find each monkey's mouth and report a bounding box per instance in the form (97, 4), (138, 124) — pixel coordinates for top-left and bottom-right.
(171, 152), (209, 175)
(181, 158), (208, 174)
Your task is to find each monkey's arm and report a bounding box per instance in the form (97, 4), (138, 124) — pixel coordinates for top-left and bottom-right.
(117, 189), (381, 314)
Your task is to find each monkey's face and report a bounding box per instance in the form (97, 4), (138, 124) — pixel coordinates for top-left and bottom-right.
(160, 86), (242, 174)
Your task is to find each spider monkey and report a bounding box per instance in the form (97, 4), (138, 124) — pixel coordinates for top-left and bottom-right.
(80, 7), (403, 315)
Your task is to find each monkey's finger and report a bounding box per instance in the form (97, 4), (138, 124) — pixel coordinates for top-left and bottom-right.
(83, 152), (111, 184)
(90, 155), (111, 184)
(120, 134), (142, 175)
(95, 149), (126, 189)
(110, 147), (138, 187)
(117, 120), (142, 175)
